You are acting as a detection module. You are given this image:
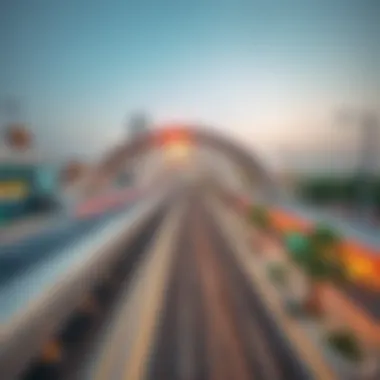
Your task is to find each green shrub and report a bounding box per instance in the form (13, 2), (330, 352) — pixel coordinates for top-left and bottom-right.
(309, 224), (341, 250)
(326, 330), (363, 362)
(248, 205), (271, 231)
(285, 232), (310, 262)
(306, 224), (345, 283)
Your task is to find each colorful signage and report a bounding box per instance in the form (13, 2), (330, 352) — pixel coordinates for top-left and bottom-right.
(0, 181), (29, 201)
(155, 127), (193, 147)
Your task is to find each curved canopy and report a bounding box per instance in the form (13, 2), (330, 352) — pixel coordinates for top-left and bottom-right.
(84, 125), (279, 198)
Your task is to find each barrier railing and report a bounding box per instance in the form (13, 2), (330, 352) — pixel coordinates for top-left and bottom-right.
(0, 191), (169, 380)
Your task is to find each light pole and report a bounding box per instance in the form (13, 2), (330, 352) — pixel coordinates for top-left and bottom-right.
(357, 112), (378, 224)
(128, 112), (150, 138)
(123, 112), (150, 187)
(335, 108), (379, 225)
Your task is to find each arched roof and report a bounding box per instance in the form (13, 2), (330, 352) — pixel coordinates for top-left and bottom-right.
(84, 125), (279, 199)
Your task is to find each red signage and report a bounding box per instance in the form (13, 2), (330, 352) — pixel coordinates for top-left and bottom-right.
(154, 126), (193, 146)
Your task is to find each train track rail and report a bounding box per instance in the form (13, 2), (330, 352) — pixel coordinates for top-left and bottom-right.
(148, 193), (311, 380)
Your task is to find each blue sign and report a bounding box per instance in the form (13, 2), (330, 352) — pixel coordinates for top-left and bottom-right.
(35, 167), (58, 193)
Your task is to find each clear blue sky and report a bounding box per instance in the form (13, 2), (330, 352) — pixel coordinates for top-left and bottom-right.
(1, 0), (379, 168)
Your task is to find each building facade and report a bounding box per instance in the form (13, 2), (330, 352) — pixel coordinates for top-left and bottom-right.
(0, 124), (59, 224)
(0, 163), (59, 223)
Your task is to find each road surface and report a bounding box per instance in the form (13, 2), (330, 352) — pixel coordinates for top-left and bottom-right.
(21, 205), (168, 380)
(0, 196), (153, 328)
(0, 213), (58, 245)
(0, 203), (137, 288)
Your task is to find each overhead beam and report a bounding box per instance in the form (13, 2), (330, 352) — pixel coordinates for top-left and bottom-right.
(83, 125), (279, 199)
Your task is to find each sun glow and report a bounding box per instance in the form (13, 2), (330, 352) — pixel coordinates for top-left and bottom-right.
(164, 141), (191, 161)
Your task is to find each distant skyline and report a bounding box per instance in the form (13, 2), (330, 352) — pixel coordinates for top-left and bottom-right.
(1, 0), (379, 171)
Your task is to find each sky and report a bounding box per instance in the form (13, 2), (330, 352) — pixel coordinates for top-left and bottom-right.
(0, 0), (379, 171)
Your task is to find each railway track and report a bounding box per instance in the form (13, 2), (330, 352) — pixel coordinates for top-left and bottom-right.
(148, 193), (311, 380)
(16, 190), (312, 380)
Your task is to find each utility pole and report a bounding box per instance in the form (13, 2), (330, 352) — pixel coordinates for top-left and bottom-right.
(128, 112), (150, 138)
(357, 112), (378, 224)
(122, 112), (151, 188)
(335, 108), (379, 225)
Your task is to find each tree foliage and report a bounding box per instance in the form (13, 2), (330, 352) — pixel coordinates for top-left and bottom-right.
(286, 224), (345, 283)
(309, 223), (341, 251)
(296, 175), (380, 210)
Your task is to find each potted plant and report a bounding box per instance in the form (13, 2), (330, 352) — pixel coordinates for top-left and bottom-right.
(266, 262), (288, 288)
(325, 329), (379, 379)
(266, 261), (304, 316)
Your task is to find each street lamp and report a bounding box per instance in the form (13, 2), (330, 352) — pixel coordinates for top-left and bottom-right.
(122, 112), (151, 188)
(335, 108), (379, 225)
